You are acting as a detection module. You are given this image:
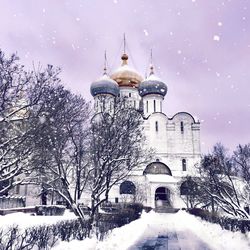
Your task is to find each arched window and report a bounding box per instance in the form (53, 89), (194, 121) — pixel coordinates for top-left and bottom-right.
(180, 121), (184, 134)
(154, 100), (156, 112)
(129, 93), (132, 97)
(182, 159), (187, 171)
(155, 121), (158, 132)
(120, 181), (136, 195)
(143, 162), (172, 175)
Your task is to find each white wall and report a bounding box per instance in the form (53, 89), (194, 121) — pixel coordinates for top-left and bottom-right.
(143, 111), (201, 177)
(119, 87), (141, 109)
(142, 94), (164, 117)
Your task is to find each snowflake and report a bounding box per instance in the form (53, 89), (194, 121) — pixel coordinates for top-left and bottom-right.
(213, 35), (220, 41)
(39, 116), (46, 124)
(143, 29), (149, 36)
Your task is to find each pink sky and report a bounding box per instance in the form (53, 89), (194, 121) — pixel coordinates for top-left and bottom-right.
(0, 0), (249, 152)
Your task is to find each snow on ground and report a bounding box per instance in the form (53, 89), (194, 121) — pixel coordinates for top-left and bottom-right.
(53, 210), (250, 250)
(0, 210), (76, 230)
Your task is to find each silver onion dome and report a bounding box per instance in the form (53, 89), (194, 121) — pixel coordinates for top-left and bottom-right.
(138, 66), (167, 97)
(90, 73), (120, 97)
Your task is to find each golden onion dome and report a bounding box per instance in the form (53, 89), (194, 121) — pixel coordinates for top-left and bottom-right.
(110, 54), (143, 88)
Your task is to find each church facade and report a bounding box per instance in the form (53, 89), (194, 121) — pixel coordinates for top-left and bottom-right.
(90, 52), (201, 209)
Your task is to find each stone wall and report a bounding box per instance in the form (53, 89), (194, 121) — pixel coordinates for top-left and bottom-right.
(0, 196), (25, 209)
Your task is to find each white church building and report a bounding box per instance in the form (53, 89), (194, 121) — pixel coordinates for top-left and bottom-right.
(90, 52), (201, 209)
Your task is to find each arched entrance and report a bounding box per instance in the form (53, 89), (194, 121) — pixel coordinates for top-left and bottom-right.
(155, 187), (171, 208)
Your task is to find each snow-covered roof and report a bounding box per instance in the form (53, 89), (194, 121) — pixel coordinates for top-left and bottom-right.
(113, 64), (140, 74)
(90, 73), (119, 97)
(138, 72), (167, 97)
(147, 73), (162, 82)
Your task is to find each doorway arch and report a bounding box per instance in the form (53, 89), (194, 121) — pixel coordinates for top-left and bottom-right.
(155, 187), (171, 208)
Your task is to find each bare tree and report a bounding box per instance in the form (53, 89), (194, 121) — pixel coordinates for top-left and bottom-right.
(87, 98), (152, 224)
(232, 144), (250, 214)
(30, 82), (91, 219)
(194, 143), (249, 218)
(233, 144), (250, 183)
(180, 176), (201, 209)
(0, 50), (60, 195)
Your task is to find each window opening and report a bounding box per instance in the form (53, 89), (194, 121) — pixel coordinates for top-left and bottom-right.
(182, 159), (187, 171)
(181, 121), (184, 133)
(155, 121), (158, 132)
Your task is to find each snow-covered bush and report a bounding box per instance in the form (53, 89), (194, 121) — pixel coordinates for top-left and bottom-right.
(35, 205), (66, 216)
(188, 207), (250, 233)
(0, 219), (90, 249)
(100, 202), (143, 226)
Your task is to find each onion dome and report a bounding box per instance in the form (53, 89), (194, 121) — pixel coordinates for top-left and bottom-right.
(110, 53), (143, 88)
(138, 65), (167, 97)
(90, 70), (119, 97)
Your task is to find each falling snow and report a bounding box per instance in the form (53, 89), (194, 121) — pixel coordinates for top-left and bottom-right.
(143, 29), (149, 36)
(0, 0), (248, 152)
(213, 35), (220, 41)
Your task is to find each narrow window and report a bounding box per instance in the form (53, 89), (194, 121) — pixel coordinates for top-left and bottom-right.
(182, 159), (187, 171)
(180, 121), (184, 134)
(155, 121), (158, 132)
(134, 100), (136, 108)
(160, 101), (162, 112)
(96, 100), (98, 110)
(129, 93), (131, 97)
(154, 100), (156, 112)
(115, 197), (119, 203)
(24, 184), (28, 195)
(146, 100), (148, 113)
(16, 178), (20, 194)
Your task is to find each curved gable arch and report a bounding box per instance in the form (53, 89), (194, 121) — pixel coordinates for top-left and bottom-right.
(170, 112), (197, 123)
(143, 162), (172, 175)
